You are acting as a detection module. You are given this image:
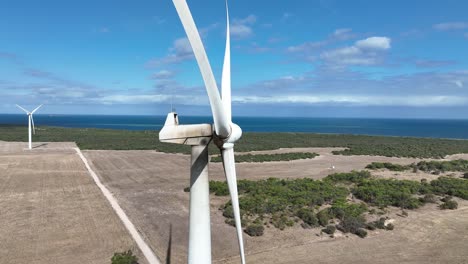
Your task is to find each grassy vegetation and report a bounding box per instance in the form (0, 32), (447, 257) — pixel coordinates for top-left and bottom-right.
(208, 171), (468, 237)
(366, 159), (468, 174)
(366, 162), (409, 171)
(3, 125), (468, 158)
(210, 152), (318, 163)
(111, 250), (138, 264)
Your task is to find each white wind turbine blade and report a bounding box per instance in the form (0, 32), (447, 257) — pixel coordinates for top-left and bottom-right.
(221, 147), (246, 264)
(221, 0), (231, 121)
(31, 104), (43, 114)
(16, 104), (30, 114)
(31, 115), (36, 134)
(172, 0), (231, 138)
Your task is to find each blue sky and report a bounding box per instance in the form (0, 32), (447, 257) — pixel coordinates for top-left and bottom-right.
(1, 0), (468, 118)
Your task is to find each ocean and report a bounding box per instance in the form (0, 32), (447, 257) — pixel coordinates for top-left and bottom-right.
(1, 114), (468, 140)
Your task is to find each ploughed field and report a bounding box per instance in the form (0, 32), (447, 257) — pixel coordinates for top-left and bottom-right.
(83, 147), (468, 264)
(0, 141), (144, 264)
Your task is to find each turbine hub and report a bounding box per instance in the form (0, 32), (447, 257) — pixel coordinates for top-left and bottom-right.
(214, 122), (242, 149)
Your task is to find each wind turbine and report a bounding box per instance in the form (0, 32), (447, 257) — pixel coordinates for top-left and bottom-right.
(16, 104), (42, 150)
(159, 0), (246, 263)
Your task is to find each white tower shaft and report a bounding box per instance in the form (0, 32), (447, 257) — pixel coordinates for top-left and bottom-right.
(28, 115), (32, 150)
(188, 144), (212, 264)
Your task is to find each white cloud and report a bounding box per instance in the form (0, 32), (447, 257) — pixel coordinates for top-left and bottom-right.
(231, 15), (256, 39)
(287, 28), (356, 53)
(151, 70), (175, 79)
(146, 37), (194, 67)
(320, 36), (391, 66)
(287, 40), (327, 52)
(355, 37), (391, 50)
(98, 94), (169, 104)
(433, 22), (468, 31)
(453, 80), (464, 88)
(232, 95), (468, 107)
(332, 28), (355, 40)
(234, 15), (257, 25)
(231, 24), (253, 39)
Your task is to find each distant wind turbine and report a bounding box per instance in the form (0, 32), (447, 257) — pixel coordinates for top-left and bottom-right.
(159, 0), (246, 263)
(16, 104), (42, 150)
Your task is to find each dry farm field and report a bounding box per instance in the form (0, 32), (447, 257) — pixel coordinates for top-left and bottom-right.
(0, 141), (146, 264)
(83, 147), (468, 264)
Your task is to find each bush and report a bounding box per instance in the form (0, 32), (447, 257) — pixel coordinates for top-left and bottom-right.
(366, 222), (376, 230)
(211, 152), (319, 163)
(209, 181), (229, 196)
(271, 213), (294, 230)
(370, 217), (387, 230)
(354, 228), (368, 238)
(440, 200), (458, 210)
(464, 172), (468, 179)
(325, 170), (371, 184)
(111, 250), (138, 264)
(322, 225), (336, 235)
(317, 209), (331, 227)
(296, 208), (318, 227)
(245, 224), (264, 236)
(352, 179), (423, 209)
(366, 162), (409, 171)
(337, 216), (366, 233)
(431, 177), (468, 199)
(223, 205), (234, 218)
(420, 194), (437, 203)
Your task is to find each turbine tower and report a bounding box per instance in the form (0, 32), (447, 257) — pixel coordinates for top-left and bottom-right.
(16, 104), (42, 150)
(159, 0), (246, 263)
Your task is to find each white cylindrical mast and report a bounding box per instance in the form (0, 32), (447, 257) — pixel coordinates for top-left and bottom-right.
(28, 114), (32, 150)
(188, 144), (211, 264)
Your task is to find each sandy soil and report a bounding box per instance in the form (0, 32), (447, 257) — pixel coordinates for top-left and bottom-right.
(83, 147), (468, 264)
(0, 142), (145, 264)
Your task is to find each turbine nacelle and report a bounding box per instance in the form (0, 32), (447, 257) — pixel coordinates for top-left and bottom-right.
(159, 112), (212, 146)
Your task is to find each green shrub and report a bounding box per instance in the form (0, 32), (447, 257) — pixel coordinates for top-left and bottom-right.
(366, 162), (409, 171)
(223, 205), (234, 218)
(440, 200), (458, 210)
(111, 250), (138, 264)
(324, 170), (371, 184)
(337, 216), (366, 233)
(463, 172), (468, 179)
(366, 222), (376, 230)
(245, 224), (264, 236)
(4, 126), (468, 158)
(370, 217), (387, 230)
(354, 228), (368, 238)
(317, 209), (331, 227)
(209, 181), (229, 196)
(322, 225), (336, 235)
(431, 177), (468, 199)
(352, 179), (423, 209)
(211, 152), (319, 163)
(420, 194), (437, 203)
(296, 208), (318, 227)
